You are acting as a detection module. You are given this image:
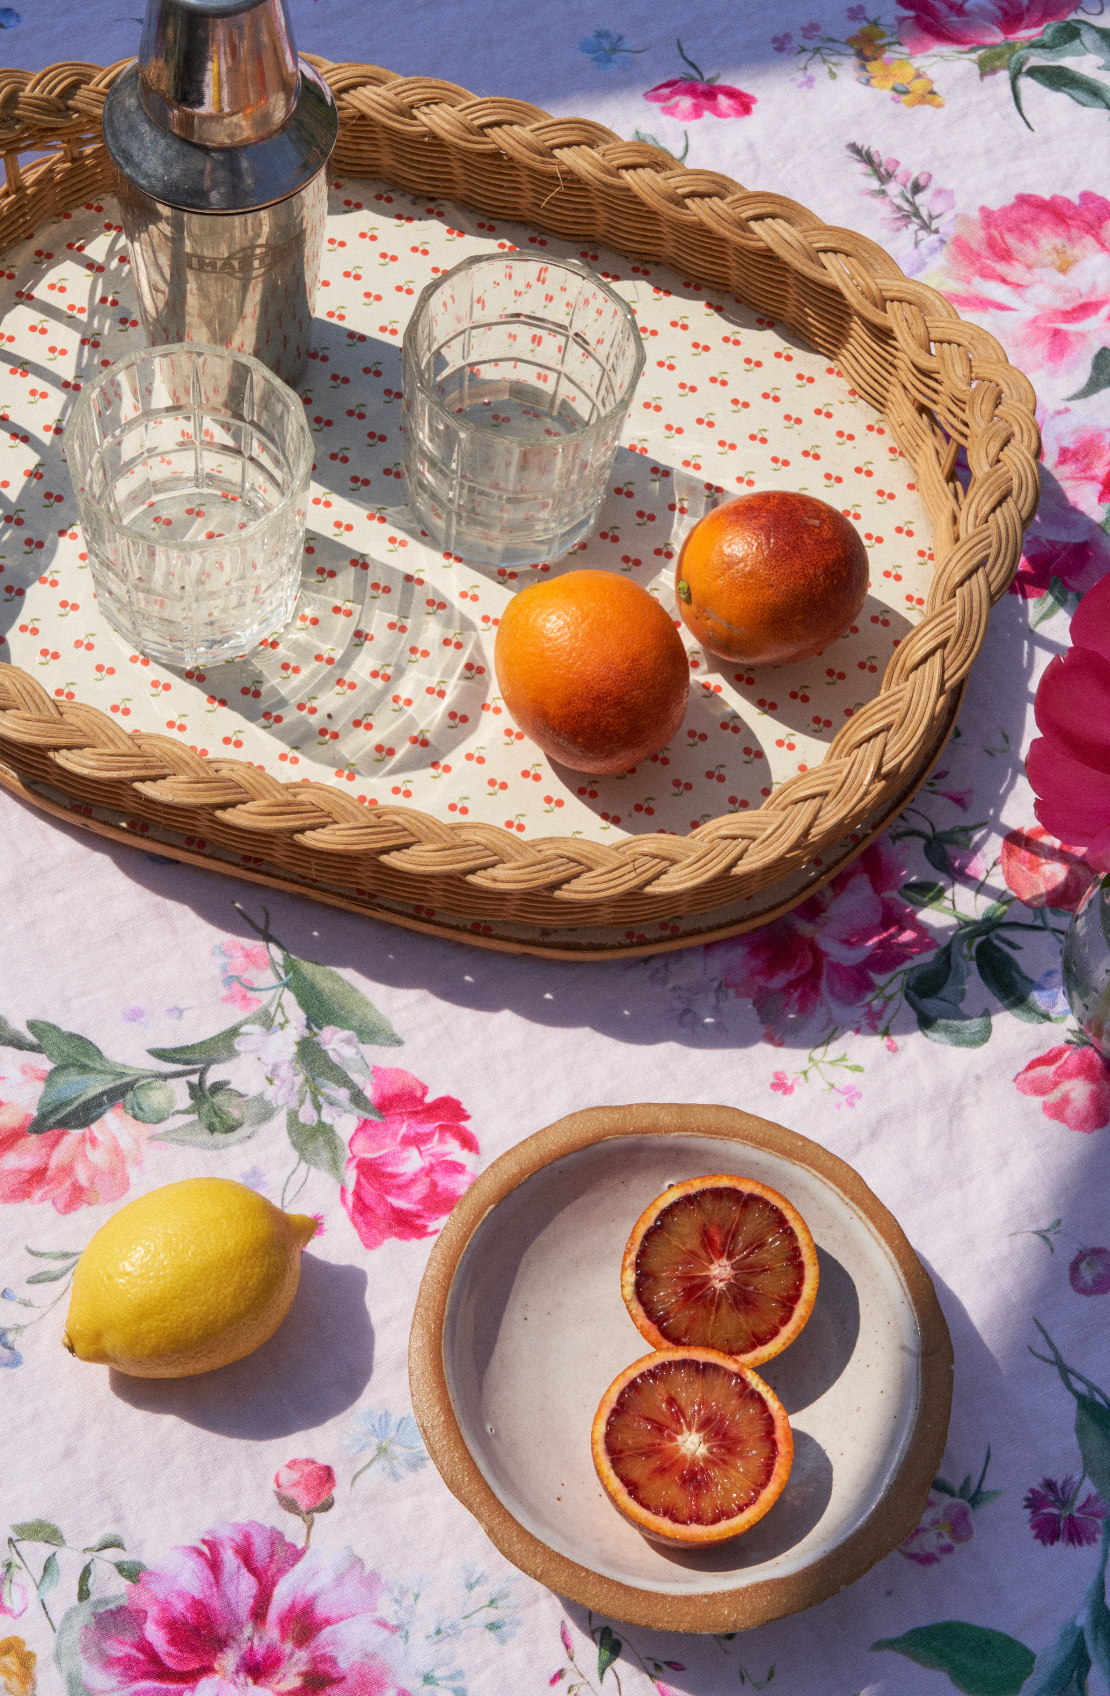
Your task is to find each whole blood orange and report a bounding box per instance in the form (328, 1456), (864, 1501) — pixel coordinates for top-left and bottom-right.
(592, 1347), (793, 1544)
(675, 490), (868, 666)
(621, 1175), (818, 1365)
(493, 570), (689, 774)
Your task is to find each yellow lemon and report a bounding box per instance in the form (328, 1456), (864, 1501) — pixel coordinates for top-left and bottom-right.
(62, 1177), (317, 1378)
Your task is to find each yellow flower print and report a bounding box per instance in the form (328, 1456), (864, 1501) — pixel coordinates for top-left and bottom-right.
(848, 23), (888, 60)
(866, 56), (944, 106)
(0, 1638), (35, 1696)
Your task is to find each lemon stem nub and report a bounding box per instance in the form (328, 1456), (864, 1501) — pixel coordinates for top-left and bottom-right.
(62, 1330), (75, 1356)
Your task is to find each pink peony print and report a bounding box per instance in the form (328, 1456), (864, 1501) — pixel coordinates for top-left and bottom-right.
(1011, 534), (1107, 602)
(274, 1458), (336, 1516)
(643, 78), (756, 120)
(1001, 825), (1095, 910)
(1039, 411), (1110, 524)
(342, 1068), (478, 1251)
(899, 0), (1083, 54)
(899, 1490), (975, 1563)
(940, 192), (1110, 377)
(212, 937), (274, 1013)
(1026, 570), (1110, 869)
(0, 1059), (153, 1215)
(79, 1520), (412, 1696)
(1014, 1042), (1110, 1132)
(704, 841), (936, 1043)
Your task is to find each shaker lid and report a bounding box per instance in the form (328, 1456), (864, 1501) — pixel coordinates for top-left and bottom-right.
(102, 0), (337, 212)
(103, 57), (336, 212)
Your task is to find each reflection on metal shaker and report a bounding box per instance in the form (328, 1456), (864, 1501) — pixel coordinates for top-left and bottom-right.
(101, 0), (337, 388)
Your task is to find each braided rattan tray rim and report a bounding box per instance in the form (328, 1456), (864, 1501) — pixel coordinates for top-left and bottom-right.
(0, 57), (1040, 937)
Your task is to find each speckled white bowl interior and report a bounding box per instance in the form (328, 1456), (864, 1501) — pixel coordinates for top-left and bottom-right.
(442, 1132), (921, 1595)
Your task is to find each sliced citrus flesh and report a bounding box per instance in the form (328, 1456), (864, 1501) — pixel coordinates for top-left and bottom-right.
(592, 1347), (793, 1544)
(621, 1174), (819, 1365)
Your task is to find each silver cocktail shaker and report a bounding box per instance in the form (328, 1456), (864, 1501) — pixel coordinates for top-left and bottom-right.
(102, 0), (338, 388)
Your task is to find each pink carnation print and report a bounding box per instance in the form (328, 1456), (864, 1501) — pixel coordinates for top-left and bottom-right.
(1026, 570), (1110, 870)
(940, 191), (1110, 377)
(1001, 826), (1095, 911)
(644, 77), (756, 120)
(899, 1490), (975, 1564)
(1014, 1043), (1110, 1133)
(79, 1520), (412, 1696)
(342, 1067), (478, 1251)
(898, 0), (1082, 52)
(274, 1458), (336, 1515)
(705, 841), (935, 1043)
(1024, 1476), (1107, 1546)
(0, 1059), (153, 1215)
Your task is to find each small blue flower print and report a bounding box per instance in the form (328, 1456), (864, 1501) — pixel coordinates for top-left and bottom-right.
(345, 1407), (429, 1484)
(578, 29), (645, 71)
(0, 10), (20, 26)
(0, 1328), (23, 1368)
(772, 32), (794, 51)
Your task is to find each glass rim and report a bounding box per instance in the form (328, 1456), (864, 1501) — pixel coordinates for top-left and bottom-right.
(401, 251), (647, 443)
(63, 340), (314, 554)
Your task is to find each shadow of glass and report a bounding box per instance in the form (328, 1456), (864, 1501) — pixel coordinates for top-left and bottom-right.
(759, 1246), (859, 1414)
(651, 1429), (833, 1573)
(108, 1253), (374, 1438)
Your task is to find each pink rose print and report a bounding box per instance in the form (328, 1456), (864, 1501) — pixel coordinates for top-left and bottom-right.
(899, 1490), (975, 1563)
(1014, 1042), (1110, 1132)
(213, 936), (274, 1013)
(0, 1561), (28, 1620)
(79, 1520), (411, 1696)
(342, 1067), (478, 1251)
(705, 841), (935, 1043)
(1026, 570), (1110, 870)
(274, 1458), (336, 1515)
(941, 192), (1110, 377)
(0, 1059), (153, 1215)
(644, 78), (756, 120)
(1001, 826), (1095, 911)
(1024, 1476), (1107, 1546)
(898, 0), (1082, 53)
(1011, 534), (1107, 603)
(1069, 1245), (1110, 1294)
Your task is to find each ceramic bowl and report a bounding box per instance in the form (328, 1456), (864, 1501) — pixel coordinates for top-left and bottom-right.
(409, 1103), (952, 1633)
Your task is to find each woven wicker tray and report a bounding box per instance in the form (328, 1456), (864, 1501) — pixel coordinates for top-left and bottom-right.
(0, 58), (1039, 954)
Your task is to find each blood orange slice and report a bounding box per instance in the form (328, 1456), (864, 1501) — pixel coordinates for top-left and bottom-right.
(591, 1347), (793, 1544)
(621, 1175), (818, 1365)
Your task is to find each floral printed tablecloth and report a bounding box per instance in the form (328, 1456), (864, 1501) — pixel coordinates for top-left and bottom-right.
(3, 3), (1110, 1695)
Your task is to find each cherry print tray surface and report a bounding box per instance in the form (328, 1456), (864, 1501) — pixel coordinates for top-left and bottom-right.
(0, 176), (943, 949)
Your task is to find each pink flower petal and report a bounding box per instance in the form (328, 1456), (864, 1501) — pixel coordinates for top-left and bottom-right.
(1034, 649), (1110, 775)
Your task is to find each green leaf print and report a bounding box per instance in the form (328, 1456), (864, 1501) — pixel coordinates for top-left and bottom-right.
(123, 1079), (177, 1123)
(111, 1560), (146, 1583)
(1009, 18), (1110, 127)
(1024, 1618), (1089, 1695)
(82, 1535), (125, 1553)
(900, 879), (948, 910)
(11, 1519), (65, 1543)
(975, 938), (1052, 1024)
(297, 1036), (380, 1118)
(0, 1015), (42, 1052)
(286, 1109), (348, 1184)
(25, 1022), (113, 1068)
(1075, 1397), (1110, 1507)
(146, 1009), (272, 1065)
(597, 1624), (622, 1681)
(36, 1552), (60, 1599)
(871, 1622), (1036, 1694)
(283, 955), (402, 1048)
(1068, 346), (1110, 403)
(76, 1562), (92, 1604)
(26, 1063), (153, 1136)
(905, 944), (992, 1047)
(25, 1262), (79, 1284)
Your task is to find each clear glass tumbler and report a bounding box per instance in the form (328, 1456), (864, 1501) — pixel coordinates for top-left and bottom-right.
(64, 342), (313, 666)
(402, 253), (645, 568)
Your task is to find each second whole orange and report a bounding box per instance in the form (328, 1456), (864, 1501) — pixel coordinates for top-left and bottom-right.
(493, 570), (690, 774)
(675, 489), (869, 667)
